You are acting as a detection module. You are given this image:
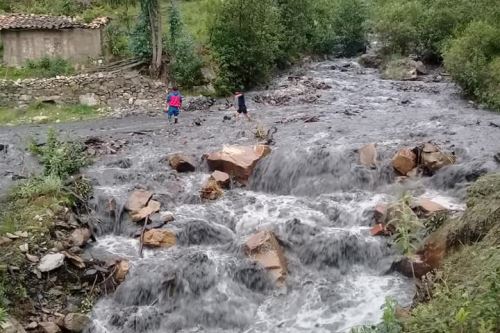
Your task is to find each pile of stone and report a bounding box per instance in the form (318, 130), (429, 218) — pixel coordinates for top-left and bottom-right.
(252, 76), (331, 106)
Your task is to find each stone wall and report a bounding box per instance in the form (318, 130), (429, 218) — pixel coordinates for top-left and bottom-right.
(1, 28), (103, 67)
(0, 71), (166, 108)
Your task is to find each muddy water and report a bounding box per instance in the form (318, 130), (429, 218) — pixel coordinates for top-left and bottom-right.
(1, 58), (499, 332)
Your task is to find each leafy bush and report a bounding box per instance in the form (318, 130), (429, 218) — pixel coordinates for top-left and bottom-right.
(330, 0), (368, 56)
(130, 7), (152, 60)
(443, 21), (500, 110)
(209, 0), (283, 95)
(29, 129), (88, 178)
(12, 175), (64, 200)
(25, 57), (74, 77)
(167, 3), (203, 88)
(105, 21), (131, 58)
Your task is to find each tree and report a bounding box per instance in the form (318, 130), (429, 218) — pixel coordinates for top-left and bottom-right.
(138, 0), (163, 77)
(209, 0), (282, 95)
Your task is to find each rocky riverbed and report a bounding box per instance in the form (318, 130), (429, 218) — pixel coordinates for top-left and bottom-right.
(1, 57), (499, 332)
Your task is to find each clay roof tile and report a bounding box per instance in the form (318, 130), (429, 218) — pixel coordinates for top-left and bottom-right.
(0, 14), (109, 31)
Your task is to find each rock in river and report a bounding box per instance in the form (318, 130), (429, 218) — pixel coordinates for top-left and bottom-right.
(143, 229), (176, 248)
(359, 143), (378, 168)
(244, 231), (287, 284)
(392, 148), (417, 175)
(207, 145), (271, 184)
(130, 200), (161, 222)
(209, 170), (231, 189)
(125, 190), (153, 213)
(169, 153), (196, 172)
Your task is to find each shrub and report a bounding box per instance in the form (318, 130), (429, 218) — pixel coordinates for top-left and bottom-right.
(330, 0), (368, 56)
(13, 175), (64, 200)
(443, 21), (500, 110)
(167, 3), (204, 88)
(23, 57), (74, 77)
(209, 0), (282, 95)
(351, 298), (403, 333)
(105, 21), (131, 58)
(29, 129), (88, 178)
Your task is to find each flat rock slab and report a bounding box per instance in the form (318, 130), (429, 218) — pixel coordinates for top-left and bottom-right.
(131, 200), (161, 222)
(359, 143), (378, 168)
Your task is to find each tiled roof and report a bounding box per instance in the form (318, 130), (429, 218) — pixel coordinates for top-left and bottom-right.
(0, 14), (109, 31)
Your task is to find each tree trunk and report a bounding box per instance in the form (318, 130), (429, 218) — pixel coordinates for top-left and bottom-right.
(145, 0), (162, 77)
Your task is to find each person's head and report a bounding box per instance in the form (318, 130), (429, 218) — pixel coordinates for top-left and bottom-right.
(235, 91), (241, 95)
(172, 86), (178, 91)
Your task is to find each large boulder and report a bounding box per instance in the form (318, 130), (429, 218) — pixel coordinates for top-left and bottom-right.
(78, 93), (99, 107)
(358, 53), (383, 68)
(63, 313), (90, 332)
(143, 229), (176, 248)
(359, 143), (378, 168)
(420, 143), (455, 173)
(244, 231), (287, 284)
(392, 148), (417, 175)
(206, 145), (271, 184)
(169, 154), (196, 172)
(209, 170), (231, 189)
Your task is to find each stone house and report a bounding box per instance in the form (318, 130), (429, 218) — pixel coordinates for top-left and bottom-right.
(0, 14), (108, 67)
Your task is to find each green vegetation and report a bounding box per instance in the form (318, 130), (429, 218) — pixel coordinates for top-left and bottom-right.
(351, 173), (500, 333)
(0, 130), (91, 316)
(0, 103), (100, 126)
(372, 0), (500, 110)
(0, 57), (74, 80)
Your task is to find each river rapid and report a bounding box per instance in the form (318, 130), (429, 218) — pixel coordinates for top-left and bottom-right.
(1, 58), (499, 333)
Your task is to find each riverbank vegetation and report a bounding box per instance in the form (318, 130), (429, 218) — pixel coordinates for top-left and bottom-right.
(0, 103), (100, 126)
(0, 130), (92, 319)
(352, 173), (500, 333)
(1, 0), (498, 108)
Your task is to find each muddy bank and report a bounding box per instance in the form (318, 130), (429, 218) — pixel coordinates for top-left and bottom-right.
(0, 57), (499, 332)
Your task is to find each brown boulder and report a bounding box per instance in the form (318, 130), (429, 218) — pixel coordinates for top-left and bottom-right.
(391, 255), (432, 279)
(392, 148), (417, 175)
(125, 190), (153, 213)
(359, 53), (383, 68)
(244, 231), (287, 284)
(70, 228), (91, 247)
(169, 153), (196, 172)
(359, 143), (378, 168)
(143, 229), (176, 248)
(209, 170), (231, 189)
(206, 145), (271, 184)
(114, 260), (130, 283)
(418, 232), (447, 269)
(130, 200), (161, 222)
(370, 224), (387, 236)
(63, 313), (90, 332)
(420, 143), (455, 172)
(200, 179), (224, 201)
(414, 197), (447, 217)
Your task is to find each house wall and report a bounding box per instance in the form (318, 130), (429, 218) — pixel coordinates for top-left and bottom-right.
(1, 28), (103, 67)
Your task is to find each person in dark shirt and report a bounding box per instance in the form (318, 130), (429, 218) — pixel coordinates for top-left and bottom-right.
(234, 91), (251, 121)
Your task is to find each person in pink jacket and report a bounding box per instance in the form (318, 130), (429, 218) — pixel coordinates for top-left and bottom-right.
(165, 87), (182, 124)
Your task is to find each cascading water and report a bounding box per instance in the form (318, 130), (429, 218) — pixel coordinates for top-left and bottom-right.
(47, 58), (498, 333)
(85, 146), (415, 333)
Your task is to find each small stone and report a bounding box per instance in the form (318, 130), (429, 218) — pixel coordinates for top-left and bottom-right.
(38, 253), (65, 272)
(63, 313), (90, 332)
(114, 260), (130, 283)
(143, 229), (176, 248)
(5, 232), (19, 239)
(26, 254), (40, 263)
(26, 322), (38, 329)
(15, 231), (28, 238)
(39, 321), (62, 333)
(70, 228), (91, 247)
(19, 243), (29, 253)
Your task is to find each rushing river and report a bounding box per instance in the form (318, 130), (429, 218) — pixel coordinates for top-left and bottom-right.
(2, 58), (499, 332)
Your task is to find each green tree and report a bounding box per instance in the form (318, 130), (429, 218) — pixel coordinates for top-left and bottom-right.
(331, 0), (368, 56)
(209, 0), (283, 95)
(167, 2), (203, 88)
(275, 0), (316, 65)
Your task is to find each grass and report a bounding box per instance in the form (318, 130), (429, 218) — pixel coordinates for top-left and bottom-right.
(0, 57), (74, 80)
(0, 130), (91, 318)
(0, 103), (101, 126)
